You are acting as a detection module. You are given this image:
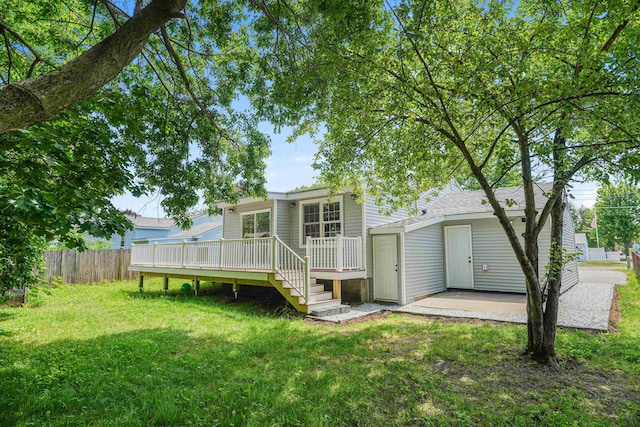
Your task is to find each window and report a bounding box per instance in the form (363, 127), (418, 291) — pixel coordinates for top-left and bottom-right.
(241, 210), (271, 238)
(300, 198), (342, 245)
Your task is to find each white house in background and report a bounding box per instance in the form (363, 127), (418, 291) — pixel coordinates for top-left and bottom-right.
(575, 233), (589, 262)
(129, 181), (579, 316)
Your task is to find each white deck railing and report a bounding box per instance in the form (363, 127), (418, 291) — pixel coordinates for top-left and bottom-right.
(130, 237), (310, 304)
(306, 235), (364, 271)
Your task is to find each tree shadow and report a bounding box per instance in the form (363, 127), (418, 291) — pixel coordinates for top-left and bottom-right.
(0, 324), (395, 426)
(121, 282), (300, 319)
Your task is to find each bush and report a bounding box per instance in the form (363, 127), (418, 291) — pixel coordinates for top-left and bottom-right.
(0, 215), (47, 301)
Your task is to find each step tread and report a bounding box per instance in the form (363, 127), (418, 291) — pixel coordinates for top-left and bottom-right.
(306, 298), (342, 306)
(308, 304), (351, 317)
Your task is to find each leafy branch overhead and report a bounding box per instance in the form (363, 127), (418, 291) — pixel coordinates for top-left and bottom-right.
(248, 0), (639, 363)
(0, 0), (279, 247)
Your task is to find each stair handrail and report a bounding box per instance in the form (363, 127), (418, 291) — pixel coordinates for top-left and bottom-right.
(273, 235), (309, 304)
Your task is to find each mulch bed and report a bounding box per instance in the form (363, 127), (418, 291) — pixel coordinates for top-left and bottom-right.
(608, 284), (622, 333)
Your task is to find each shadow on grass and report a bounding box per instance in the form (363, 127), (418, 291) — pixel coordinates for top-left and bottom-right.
(121, 282), (302, 319)
(1, 312), (638, 426)
(0, 323), (409, 426)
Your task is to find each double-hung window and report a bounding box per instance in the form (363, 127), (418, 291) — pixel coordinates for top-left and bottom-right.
(241, 210), (271, 238)
(300, 198), (342, 246)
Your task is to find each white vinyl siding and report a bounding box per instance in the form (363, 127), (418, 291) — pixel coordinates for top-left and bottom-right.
(561, 203), (580, 290)
(276, 200), (290, 243)
(222, 208), (240, 239)
(404, 225), (446, 302)
(343, 192), (363, 238)
(445, 218), (528, 293)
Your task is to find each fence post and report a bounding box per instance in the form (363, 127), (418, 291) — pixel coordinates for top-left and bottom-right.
(271, 237), (277, 272)
(153, 243), (157, 267)
(336, 234), (344, 272)
(304, 255), (310, 303)
(182, 240), (186, 267)
(219, 238), (224, 269)
(118, 248), (123, 281)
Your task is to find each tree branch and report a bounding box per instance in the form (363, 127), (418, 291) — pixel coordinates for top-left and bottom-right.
(0, 0), (187, 135)
(601, 3), (639, 52)
(0, 20), (57, 69)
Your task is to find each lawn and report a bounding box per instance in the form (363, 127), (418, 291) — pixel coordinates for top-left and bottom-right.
(1, 276), (639, 426)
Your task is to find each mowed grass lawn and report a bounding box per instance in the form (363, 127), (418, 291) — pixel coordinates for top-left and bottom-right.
(1, 276), (639, 427)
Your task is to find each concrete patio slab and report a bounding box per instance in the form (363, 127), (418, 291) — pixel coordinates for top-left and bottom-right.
(313, 265), (623, 331)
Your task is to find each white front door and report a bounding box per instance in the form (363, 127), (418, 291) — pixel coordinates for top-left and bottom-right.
(373, 234), (399, 301)
(445, 225), (474, 289)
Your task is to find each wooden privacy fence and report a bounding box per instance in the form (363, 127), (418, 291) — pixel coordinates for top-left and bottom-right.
(44, 249), (138, 284)
(632, 252), (640, 277)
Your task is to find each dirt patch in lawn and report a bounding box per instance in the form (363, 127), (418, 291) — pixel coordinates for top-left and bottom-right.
(366, 322), (640, 424)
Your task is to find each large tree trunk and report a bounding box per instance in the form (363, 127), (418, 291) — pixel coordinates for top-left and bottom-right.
(0, 0), (187, 135)
(540, 192), (564, 364)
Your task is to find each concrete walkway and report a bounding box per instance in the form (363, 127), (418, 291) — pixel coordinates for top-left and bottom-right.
(313, 265), (625, 331)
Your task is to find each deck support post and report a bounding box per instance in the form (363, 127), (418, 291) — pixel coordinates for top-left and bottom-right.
(232, 281), (238, 299)
(195, 279), (200, 296)
(332, 279), (341, 300)
(138, 275), (144, 292)
(163, 277), (169, 294)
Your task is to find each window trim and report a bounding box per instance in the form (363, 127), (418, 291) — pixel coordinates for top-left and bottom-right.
(298, 196), (344, 248)
(240, 208), (272, 239)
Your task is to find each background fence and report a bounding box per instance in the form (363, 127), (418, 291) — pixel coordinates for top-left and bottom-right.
(44, 249), (138, 284)
(632, 252), (640, 277)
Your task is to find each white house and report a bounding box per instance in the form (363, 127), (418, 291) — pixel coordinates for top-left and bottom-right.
(129, 182), (578, 315)
(370, 184), (579, 303)
(575, 233), (589, 262)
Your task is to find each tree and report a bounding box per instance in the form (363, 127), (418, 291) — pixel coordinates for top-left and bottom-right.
(255, 0), (640, 363)
(595, 184), (640, 269)
(0, 0), (276, 291)
(570, 205), (598, 247)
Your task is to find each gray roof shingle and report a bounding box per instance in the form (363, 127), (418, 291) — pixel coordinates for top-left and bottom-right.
(373, 182), (554, 229)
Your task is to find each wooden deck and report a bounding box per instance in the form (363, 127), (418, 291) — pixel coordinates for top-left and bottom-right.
(129, 236), (364, 313)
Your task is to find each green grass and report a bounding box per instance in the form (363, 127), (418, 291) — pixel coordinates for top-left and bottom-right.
(1, 277), (639, 426)
(580, 261), (627, 268)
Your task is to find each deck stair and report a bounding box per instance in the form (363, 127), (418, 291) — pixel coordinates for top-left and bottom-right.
(272, 274), (347, 315)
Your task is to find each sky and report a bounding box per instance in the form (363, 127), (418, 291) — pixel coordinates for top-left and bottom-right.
(111, 124), (600, 218)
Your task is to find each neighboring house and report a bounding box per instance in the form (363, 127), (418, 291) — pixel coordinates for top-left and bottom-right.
(129, 181), (579, 315)
(110, 215), (175, 248)
(146, 214), (223, 244)
(100, 213), (221, 248)
(575, 233), (589, 262)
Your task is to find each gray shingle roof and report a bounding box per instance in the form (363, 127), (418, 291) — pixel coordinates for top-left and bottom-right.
(374, 182), (554, 229)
